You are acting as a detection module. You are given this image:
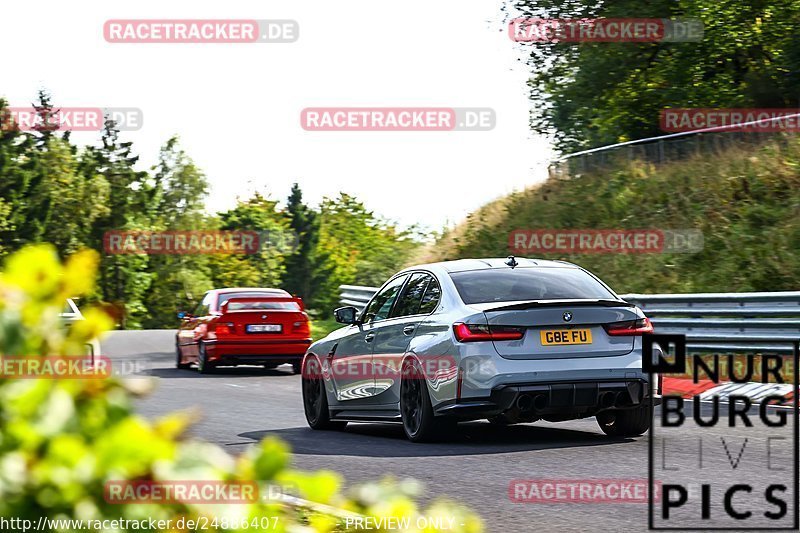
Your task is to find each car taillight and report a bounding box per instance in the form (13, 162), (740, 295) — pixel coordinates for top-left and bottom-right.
(214, 322), (235, 335)
(603, 317), (654, 336)
(453, 323), (525, 342)
(293, 320), (310, 335)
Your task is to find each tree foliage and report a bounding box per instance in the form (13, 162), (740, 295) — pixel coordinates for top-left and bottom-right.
(282, 183), (321, 301)
(314, 194), (419, 311)
(0, 92), (420, 329)
(513, 0), (800, 152)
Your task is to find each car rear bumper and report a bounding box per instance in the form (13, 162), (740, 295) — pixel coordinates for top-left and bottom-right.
(204, 339), (311, 363)
(435, 378), (658, 420)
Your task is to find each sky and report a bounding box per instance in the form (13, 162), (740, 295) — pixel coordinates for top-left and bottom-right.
(3, 0), (553, 232)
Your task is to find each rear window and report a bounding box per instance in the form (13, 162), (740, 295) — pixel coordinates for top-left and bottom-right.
(449, 267), (615, 304)
(226, 301), (300, 311)
(218, 291), (288, 307)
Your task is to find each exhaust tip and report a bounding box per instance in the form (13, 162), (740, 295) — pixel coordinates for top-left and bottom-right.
(615, 392), (629, 407)
(516, 394), (534, 412)
(600, 391), (616, 408)
(533, 394), (548, 411)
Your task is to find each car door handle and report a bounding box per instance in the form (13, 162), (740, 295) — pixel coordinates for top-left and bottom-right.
(364, 333), (375, 343)
(403, 325), (415, 336)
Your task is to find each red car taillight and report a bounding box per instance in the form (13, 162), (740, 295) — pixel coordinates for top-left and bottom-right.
(213, 322), (235, 335)
(453, 323), (525, 342)
(603, 317), (654, 336)
(292, 319), (310, 336)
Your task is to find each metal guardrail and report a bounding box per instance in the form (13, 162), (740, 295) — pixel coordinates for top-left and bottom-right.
(624, 292), (800, 353)
(547, 114), (800, 180)
(338, 285), (800, 353)
(339, 285), (381, 310)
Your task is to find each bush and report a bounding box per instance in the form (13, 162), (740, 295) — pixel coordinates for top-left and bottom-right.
(0, 245), (482, 532)
(425, 136), (800, 295)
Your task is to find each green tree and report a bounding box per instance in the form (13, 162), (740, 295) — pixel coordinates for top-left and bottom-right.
(283, 183), (321, 301)
(210, 191), (291, 290)
(83, 121), (154, 328)
(146, 136), (208, 227)
(29, 89), (64, 147)
(0, 197), (11, 256)
(314, 193), (419, 311)
(0, 91), (423, 330)
(0, 98), (34, 252)
(140, 138), (213, 328)
(27, 137), (110, 255)
(514, 0), (800, 152)
(0, 93), (110, 256)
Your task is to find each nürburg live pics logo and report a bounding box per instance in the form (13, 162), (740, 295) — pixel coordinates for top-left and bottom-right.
(644, 334), (799, 530)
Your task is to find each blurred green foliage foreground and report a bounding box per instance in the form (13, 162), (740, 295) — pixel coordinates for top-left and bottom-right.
(0, 245), (482, 532)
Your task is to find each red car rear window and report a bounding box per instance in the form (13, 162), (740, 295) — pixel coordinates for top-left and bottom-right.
(217, 291), (289, 307)
(226, 301), (300, 311)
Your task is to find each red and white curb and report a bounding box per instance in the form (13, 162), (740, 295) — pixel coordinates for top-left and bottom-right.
(662, 377), (795, 407)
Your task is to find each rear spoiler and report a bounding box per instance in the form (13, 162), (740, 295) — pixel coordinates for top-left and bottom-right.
(221, 296), (305, 312)
(471, 298), (634, 312)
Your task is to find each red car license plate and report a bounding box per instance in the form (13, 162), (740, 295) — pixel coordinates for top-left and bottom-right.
(246, 324), (282, 333)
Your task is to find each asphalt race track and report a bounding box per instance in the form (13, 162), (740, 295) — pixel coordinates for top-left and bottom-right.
(103, 330), (797, 533)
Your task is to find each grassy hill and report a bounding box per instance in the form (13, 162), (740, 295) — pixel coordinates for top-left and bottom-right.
(420, 137), (800, 294)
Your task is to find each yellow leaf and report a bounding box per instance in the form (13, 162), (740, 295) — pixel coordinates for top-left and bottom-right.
(62, 249), (99, 297)
(1, 245), (61, 298)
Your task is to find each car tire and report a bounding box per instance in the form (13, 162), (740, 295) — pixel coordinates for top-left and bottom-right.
(196, 342), (215, 374)
(292, 361), (302, 374)
(596, 405), (651, 437)
(400, 359), (455, 442)
(302, 357), (347, 430)
(175, 340), (191, 370)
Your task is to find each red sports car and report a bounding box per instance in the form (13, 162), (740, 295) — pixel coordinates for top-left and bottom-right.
(175, 287), (311, 373)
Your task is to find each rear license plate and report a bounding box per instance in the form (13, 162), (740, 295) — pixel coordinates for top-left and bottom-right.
(540, 329), (592, 346)
(246, 324), (282, 333)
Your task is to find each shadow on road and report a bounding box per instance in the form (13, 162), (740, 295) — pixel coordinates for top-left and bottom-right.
(143, 365), (298, 378)
(238, 422), (633, 457)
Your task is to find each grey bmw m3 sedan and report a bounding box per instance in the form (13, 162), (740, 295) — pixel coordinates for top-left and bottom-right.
(301, 257), (658, 442)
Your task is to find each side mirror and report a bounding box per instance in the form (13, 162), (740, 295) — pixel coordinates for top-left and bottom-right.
(334, 306), (359, 325)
